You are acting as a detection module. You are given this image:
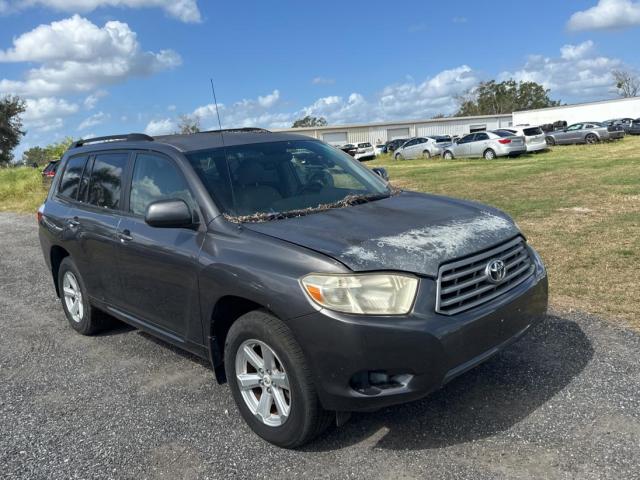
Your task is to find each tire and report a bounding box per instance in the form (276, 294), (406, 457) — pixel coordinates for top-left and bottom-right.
(422, 150), (431, 159)
(483, 149), (496, 160)
(394, 153), (403, 160)
(585, 133), (599, 144)
(57, 257), (108, 335)
(546, 137), (555, 146)
(225, 310), (333, 448)
(443, 151), (454, 160)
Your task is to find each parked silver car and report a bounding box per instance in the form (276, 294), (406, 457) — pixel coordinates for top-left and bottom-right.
(545, 122), (625, 146)
(498, 126), (547, 153)
(442, 131), (526, 160)
(394, 137), (442, 160)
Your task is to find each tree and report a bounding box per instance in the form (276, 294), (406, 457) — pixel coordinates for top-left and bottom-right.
(45, 137), (74, 160)
(0, 95), (26, 166)
(22, 146), (49, 167)
(456, 80), (560, 117)
(291, 115), (328, 128)
(176, 114), (201, 134)
(612, 70), (640, 98)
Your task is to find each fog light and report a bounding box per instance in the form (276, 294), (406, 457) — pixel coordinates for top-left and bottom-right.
(350, 370), (413, 395)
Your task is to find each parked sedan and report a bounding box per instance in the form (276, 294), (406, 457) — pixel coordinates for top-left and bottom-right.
(628, 119), (640, 135)
(497, 126), (547, 153)
(442, 131), (526, 160)
(394, 137), (442, 160)
(385, 138), (407, 153)
(353, 142), (375, 161)
(603, 118), (636, 134)
(339, 144), (357, 156)
(374, 144), (386, 155)
(545, 122), (624, 146)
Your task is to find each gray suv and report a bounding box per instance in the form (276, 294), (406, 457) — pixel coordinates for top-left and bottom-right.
(38, 129), (548, 448)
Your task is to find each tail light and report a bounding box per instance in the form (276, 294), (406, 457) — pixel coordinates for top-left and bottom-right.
(37, 205), (44, 223)
(498, 139), (512, 144)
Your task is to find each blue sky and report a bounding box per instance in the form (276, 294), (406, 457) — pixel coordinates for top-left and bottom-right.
(1, 0), (640, 157)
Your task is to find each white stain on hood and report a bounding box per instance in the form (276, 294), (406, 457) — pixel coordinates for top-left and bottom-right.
(341, 211), (518, 274)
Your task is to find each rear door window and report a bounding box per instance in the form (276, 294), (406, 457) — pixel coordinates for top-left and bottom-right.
(58, 156), (88, 200)
(475, 133), (489, 141)
(87, 153), (128, 210)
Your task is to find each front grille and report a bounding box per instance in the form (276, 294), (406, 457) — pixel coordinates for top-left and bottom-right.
(436, 237), (534, 315)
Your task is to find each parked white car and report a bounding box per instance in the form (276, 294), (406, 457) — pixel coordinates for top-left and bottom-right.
(394, 137), (442, 160)
(442, 131), (526, 160)
(498, 125), (547, 152)
(374, 144), (386, 156)
(354, 142), (375, 161)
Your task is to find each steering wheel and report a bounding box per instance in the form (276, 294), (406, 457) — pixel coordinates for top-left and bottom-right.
(298, 171), (334, 195)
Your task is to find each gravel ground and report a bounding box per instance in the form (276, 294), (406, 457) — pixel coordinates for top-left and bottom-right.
(1, 211), (639, 480)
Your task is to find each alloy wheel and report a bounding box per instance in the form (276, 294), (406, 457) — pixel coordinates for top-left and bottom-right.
(235, 339), (291, 427)
(62, 271), (83, 323)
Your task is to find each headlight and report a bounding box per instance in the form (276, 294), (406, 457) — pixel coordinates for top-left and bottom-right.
(300, 273), (418, 315)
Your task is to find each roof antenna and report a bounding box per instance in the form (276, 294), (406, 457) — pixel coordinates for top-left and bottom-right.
(209, 78), (237, 215)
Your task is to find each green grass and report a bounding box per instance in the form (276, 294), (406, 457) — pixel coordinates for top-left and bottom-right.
(0, 167), (48, 213)
(369, 136), (640, 329)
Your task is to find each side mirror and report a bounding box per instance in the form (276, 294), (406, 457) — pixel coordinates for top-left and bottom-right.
(145, 199), (194, 228)
(371, 167), (389, 181)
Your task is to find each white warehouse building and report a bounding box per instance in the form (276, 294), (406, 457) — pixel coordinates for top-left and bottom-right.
(275, 97), (640, 145)
(275, 114), (513, 146)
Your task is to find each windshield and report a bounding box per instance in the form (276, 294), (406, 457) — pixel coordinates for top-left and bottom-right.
(186, 140), (391, 221)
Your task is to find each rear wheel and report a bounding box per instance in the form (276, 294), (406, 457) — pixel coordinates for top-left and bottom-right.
(443, 151), (454, 160)
(394, 153), (403, 160)
(546, 136), (556, 146)
(585, 133), (599, 144)
(422, 150), (431, 159)
(483, 149), (496, 160)
(58, 257), (108, 335)
(225, 311), (332, 448)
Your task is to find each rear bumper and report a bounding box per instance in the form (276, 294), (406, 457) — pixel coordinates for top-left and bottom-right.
(608, 131), (625, 140)
(526, 142), (547, 152)
(288, 261), (548, 412)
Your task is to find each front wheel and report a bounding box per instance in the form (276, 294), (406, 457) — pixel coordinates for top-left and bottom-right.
(394, 153), (403, 160)
(546, 137), (556, 146)
(483, 149), (496, 160)
(422, 150), (431, 159)
(225, 311), (332, 448)
(443, 151), (454, 160)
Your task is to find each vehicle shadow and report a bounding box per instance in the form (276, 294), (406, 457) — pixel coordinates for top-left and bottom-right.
(304, 314), (593, 452)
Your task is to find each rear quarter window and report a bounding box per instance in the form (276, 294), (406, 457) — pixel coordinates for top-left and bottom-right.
(58, 156), (88, 200)
(87, 153), (128, 210)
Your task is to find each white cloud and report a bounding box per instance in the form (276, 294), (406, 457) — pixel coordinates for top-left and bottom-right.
(0, 15), (181, 97)
(84, 90), (108, 110)
(21, 97), (79, 133)
(78, 111), (110, 131)
(500, 41), (622, 100)
(567, 0), (640, 31)
(257, 90), (280, 108)
(312, 77), (335, 85)
(144, 118), (176, 135)
(188, 67), (479, 130)
(2, 0), (201, 23)
(452, 17), (468, 23)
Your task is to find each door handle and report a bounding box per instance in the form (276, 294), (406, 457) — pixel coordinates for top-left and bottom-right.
(117, 229), (133, 243)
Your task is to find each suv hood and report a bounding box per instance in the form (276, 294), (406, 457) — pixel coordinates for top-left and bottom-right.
(244, 191), (520, 278)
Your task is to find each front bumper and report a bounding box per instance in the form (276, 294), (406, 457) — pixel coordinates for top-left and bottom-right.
(288, 262), (548, 412)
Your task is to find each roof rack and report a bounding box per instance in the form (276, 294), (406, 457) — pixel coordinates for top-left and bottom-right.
(200, 127), (271, 134)
(71, 133), (154, 149)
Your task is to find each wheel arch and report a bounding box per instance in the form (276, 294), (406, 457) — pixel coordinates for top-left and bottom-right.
(50, 245), (70, 297)
(208, 295), (276, 384)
